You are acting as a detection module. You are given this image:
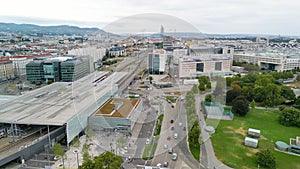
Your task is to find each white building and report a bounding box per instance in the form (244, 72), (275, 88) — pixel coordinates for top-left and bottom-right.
(9, 56), (34, 77)
(108, 46), (126, 56)
(68, 47), (106, 70)
(234, 52), (300, 71)
(173, 48), (188, 65)
(148, 49), (166, 74)
(179, 55), (232, 78)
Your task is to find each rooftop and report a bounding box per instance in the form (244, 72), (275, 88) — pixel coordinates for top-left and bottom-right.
(0, 71), (127, 125)
(94, 98), (140, 118)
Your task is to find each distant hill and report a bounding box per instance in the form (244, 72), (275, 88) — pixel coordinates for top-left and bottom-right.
(0, 22), (106, 36)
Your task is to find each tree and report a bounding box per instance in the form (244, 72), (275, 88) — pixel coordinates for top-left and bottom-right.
(188, 121), (200, 146)
(226, 89), (241, 105)
(52, 143), (66, 169)
(94, 151), (124, 169)
(148, 76), (153, 84)
(279, 107), (300, 126)
(295, 96), (300, 107)
(250, 100), (256, 109)
(256, 149), (276, 169)
(205, 94), (213, 102)
(80, 152), (94, 169)
(206, 81), (212, 89)
(80, 151), (123, 169)
(232, 96), (249, 116)
(198, 82), (206, 91)
(280, 86), (296, 101)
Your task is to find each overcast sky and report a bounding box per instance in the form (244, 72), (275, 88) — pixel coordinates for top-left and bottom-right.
(0, 0), (299, 35)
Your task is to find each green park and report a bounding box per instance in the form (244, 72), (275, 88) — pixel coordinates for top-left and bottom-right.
(207, 108), (300, 169)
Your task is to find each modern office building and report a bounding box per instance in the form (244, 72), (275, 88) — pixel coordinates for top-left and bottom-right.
(148, 49), (166, 74)
(26, 61), (44, 83)
(0, 58), (14, 80)
(26, 56), (90, 83)
(9, 54), (52, 77)
(233, 52), (300, 71)
(179, 55), (232, 78)
(60, 57), (90, 82)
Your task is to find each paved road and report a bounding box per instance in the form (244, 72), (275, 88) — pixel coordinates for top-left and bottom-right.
(196, 94), (232, 169)
(151, 95), (201, 169)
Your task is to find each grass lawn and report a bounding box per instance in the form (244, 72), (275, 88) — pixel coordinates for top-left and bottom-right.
(189, 144), (200, 162)
(208, 108), (300, 169)
(142, 136), (159, 160)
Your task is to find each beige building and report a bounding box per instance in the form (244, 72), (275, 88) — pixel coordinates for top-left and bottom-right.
(179, 55), (232, 78)
(0, 59), (14, 80)
(234, 52), (300, 71)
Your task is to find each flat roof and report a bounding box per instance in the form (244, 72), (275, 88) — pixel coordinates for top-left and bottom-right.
(248, 128), (260, 133)
(0, 95), (18, 105)
(0, 71), (127, 126)
(245, 137), (258, 143)
(94, 98), (140, 118)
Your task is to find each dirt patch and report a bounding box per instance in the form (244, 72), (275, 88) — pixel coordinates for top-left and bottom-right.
(226, 126), (234, 130)
(248, 148), (259, 153)
(232, 154), (242, 159)
(245, 152), (253, 157)
(235, 127), (246, 136)
(260, 134), (268, 140)
(223, 130), (234, 134)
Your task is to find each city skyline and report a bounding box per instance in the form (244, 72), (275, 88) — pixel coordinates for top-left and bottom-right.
(0, 0), (299, 36)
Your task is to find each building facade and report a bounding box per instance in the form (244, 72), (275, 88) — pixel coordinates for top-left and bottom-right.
(9, 56), (34, 77)
(0, 59), (14, 80)
(26, 56), (90, 83)
(179, 55), (232, 78)
(148, 49), (166, 74)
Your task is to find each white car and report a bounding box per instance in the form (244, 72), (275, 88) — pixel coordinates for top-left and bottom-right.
(179, 122), (182, 127)
(173, 133), (178, 139)
(171, 153), (177, 161)
(146, 138), (150, 145)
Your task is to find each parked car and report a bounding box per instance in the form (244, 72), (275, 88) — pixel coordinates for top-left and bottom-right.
(168, 148), (173, 154)
(173, 133), (178, 139)
(163, 161), (169, 167)
(171, 153), (177, 161)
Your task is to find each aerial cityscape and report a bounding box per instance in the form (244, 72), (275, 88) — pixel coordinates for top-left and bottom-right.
(0, 1), (300, 169)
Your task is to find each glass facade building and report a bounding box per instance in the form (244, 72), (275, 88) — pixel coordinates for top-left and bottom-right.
(26, 57), (90, 83)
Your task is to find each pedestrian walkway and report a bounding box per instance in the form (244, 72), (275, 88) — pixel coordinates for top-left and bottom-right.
(196, 95), (233, 169)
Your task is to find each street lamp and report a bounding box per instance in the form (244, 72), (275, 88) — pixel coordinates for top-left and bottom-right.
(73, 150), (79, 168)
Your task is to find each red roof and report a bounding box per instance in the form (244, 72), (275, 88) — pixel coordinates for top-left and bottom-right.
(0, 58), (11, 63)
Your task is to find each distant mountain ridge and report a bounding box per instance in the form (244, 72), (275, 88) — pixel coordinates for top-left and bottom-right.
(0, 22), (105, 36)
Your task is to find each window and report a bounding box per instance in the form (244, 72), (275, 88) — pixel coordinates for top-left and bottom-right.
(215, 62), (222, 71)
(196, 63), (204, 72)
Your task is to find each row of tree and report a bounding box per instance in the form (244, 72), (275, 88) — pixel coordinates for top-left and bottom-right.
(185, 88), (201, 159)
(226, 72), (296, 107)
(197, 76), (211, 92)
